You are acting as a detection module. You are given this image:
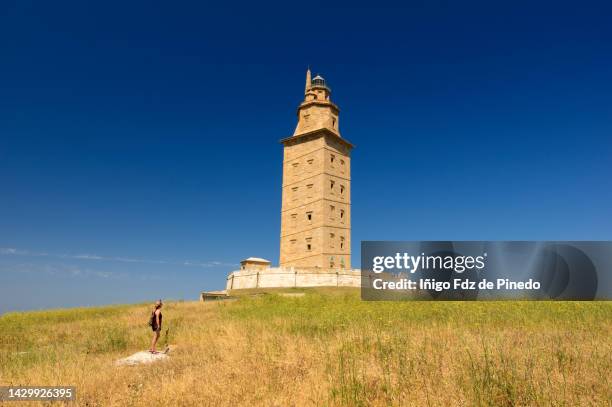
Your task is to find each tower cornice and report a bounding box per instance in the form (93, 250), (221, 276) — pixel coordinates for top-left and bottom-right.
(296, 100), (340, 114)
(280, 128), (355, 149)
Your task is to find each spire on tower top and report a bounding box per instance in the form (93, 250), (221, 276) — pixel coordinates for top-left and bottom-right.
(305, 67), (311, 93)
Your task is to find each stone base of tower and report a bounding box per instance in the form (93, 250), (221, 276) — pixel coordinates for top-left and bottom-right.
(226, 266), (362, 291)
(280, 254), (351, 270)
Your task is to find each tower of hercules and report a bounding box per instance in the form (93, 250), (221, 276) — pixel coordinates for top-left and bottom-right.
(279, 69), (354, 269)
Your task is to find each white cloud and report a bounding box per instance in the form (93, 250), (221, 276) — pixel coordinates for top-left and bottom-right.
(183, 260), (235, 268)
(0, 247), (236, 268)
(1, 248), (22, 255)
(71, 254), (104, 260)
(3, 263), (123, 279)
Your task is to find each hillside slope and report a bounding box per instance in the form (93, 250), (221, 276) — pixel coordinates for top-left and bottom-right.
(1, 293), (610, 406)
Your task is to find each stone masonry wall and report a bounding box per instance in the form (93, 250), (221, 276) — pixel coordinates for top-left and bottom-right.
(226, 267), (362, 290)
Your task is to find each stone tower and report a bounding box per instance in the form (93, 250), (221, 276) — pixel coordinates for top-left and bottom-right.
(279, 69), (354, 269)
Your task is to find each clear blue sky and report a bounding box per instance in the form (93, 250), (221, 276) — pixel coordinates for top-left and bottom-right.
(1, 1), (611, 312)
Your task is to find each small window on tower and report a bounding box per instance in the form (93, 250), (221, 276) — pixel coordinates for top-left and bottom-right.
(330, 205), (335, 219)
(340, 209), (345, 222)
(306, 184), (313, 198)
(306, 211), (312, 222)
(330, 180), (335, 190)
(330, 233), (335, 248)
(332, 118), (336, 128)
(330, 154), (335, 164)
(340, 236), (345, 250)
(340, 185), (345, 195)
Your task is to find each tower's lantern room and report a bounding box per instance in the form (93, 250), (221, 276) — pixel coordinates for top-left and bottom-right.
(311, 74), (326, 88)
(310, 74), (330, 94)
(304, 70), (331, 102)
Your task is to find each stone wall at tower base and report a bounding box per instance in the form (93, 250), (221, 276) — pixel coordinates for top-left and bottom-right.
(226, 267), (362, 290)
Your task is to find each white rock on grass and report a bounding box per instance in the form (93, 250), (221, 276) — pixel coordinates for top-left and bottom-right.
(115, 347), (172, 366)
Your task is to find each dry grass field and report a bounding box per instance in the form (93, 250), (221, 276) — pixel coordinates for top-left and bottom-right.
(1, 290), (610, 406)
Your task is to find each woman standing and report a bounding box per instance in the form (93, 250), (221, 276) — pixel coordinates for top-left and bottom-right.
(149, 299), (163, 354)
